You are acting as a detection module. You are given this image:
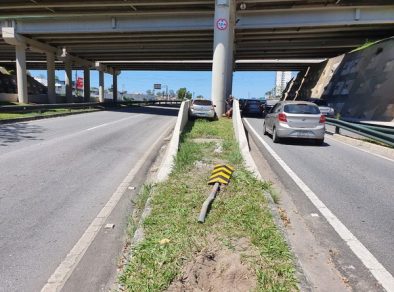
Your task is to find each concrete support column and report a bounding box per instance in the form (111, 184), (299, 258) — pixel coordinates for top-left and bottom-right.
(83, 67), (90, 102)
(99, 71), (104, 103)
(211, 0), (234, 116)
(226, 34), (234, 99)
(15, 44), (28, 104)
(65, 60), (73, 103)
(46, 52), (56, 104)
(226, 1), (235, 100)
(112, 73), (118, 103)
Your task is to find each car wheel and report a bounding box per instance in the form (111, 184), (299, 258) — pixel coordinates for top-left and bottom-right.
(315, 139), (324, 146)
(272, 127), (280, 143)
(263, 121), (268, 135)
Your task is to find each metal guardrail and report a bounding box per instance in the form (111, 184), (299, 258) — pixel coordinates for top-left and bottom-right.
(326, 118), (394, 147)
(0, 100), (182, 113)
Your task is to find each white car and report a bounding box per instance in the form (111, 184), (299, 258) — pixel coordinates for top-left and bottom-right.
(189, 99), (217, 120)
(263, 101), (326, 145)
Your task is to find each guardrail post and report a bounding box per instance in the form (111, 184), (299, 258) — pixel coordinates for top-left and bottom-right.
(335, 126), (340, 134)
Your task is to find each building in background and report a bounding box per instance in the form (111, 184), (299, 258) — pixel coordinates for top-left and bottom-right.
(275, 71), (292, 97)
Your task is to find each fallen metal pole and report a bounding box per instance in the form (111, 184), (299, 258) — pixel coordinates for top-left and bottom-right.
(198, 182), (220, 223)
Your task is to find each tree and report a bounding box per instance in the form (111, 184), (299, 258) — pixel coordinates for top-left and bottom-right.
(146, 89), (153, 95)
(196, 95), (204, 99)
(177, 87), (192, 100)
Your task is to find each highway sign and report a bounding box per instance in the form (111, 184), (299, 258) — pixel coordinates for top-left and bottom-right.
(154, 84), (161, 90)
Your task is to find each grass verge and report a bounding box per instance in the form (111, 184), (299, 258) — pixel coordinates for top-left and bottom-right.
(119, 118), (298, 291)
(0, 108), (97, 121)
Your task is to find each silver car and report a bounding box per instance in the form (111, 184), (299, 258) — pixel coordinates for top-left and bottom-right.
(263, 101), (326, 145)
(308, 98), (335, 117)
(189, 99), (217, 120)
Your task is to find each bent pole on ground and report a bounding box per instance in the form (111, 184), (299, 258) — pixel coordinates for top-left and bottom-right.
(198, 182), (220, 223)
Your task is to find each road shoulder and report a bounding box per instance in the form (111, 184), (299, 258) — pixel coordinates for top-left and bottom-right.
(247, 130), (385, 292)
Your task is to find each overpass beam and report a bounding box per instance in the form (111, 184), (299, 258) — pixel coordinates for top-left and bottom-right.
(64, 60), (73, 103)
(83, 66), (90, 102)
(99, 71), (104, 103)
(46, 52), (56, 104)
(15, 44), (28, 104)
(211, 0), (235, 116)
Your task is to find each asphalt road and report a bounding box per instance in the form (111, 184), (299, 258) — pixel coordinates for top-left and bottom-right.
(245, 117), (394, 277)
(0, 106), (177, 291)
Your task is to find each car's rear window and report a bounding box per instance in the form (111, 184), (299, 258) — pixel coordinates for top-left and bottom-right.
(284, 104), (320, 114)
(193, 100), (212, 106)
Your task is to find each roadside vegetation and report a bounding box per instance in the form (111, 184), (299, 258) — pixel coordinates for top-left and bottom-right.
(351, 39), (382, 52)
(119, 118), (298, 291)
(0, 108), (97, 121)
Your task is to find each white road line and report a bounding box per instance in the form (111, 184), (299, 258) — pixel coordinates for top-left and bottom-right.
(0, 115), (143, 158)
(244, 119), (394, 292)
(41, 121), (174, 292)
(84, 116), (138, 132)
(325, 135), (394, 163)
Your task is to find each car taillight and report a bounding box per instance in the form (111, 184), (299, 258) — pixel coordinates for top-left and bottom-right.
(319, 115), (326, 123)
(278, 113), (287, 122)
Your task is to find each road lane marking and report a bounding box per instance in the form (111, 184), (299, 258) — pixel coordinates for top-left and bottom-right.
(0, 114), (143, 158)
(244, 119), (394, 292)
(84, 116), (139, 132)
(41, 121), (174, 292)
(325, 135), (394, 163)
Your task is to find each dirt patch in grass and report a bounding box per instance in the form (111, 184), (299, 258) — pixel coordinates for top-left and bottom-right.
(167, 237), (257, 292)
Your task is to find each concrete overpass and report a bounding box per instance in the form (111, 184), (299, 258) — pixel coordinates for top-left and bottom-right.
(0, 0), (394, 114)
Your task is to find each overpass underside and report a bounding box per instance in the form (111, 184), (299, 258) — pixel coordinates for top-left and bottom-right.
(0, 0), (393, 113)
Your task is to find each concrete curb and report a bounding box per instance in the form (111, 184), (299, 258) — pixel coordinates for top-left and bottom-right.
(156, 100), (190, 182)
(232, 99), (262, 179)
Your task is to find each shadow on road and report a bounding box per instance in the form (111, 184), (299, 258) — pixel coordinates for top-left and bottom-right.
(276, 138), (330, 147)
(0, 123), (44, 146)
(105, 104), (180, 117)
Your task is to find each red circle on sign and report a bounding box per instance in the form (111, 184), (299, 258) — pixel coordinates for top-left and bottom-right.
(216, 18), (228, 30)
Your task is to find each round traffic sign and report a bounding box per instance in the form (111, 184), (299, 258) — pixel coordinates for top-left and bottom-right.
(216, 18), (228, 30)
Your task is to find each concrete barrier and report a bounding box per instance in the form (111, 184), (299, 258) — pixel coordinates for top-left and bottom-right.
(156, 100), (190, 182)
(232, 99), (262, 179)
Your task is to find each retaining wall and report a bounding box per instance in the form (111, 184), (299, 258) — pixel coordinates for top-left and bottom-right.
(286, 37), (394, 122)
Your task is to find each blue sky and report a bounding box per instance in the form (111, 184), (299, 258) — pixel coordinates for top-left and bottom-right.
(30, 70), (278, 99)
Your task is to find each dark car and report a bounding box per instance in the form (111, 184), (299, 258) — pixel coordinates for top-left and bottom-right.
(263, 99), (280, 116)
(240, 99), (265, 117)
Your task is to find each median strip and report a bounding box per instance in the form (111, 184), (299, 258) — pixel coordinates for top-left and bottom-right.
(118, 118), (298, 291)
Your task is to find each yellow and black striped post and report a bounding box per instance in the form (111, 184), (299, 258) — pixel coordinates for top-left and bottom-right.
(208, 164), (235, 185)
(198, 164), (235, 223)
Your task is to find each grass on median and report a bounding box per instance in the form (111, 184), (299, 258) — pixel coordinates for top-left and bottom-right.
(0, 108), (97, 121)
(119, 118), (298, 291)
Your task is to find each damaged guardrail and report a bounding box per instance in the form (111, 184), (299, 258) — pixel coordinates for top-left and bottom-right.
(326, 118), (394, 147)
